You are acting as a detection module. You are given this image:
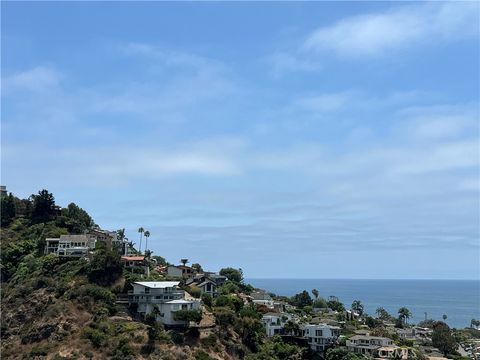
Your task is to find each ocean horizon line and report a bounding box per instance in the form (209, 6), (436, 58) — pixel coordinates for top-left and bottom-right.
(245, 277), (480, 281)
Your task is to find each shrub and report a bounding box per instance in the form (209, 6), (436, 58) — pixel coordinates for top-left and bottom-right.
(214, 307), (235, 327)
(187, 285), (202, 299)
(201, 333), (217, 348)
(83, 327), (107, 348)
(173, 309), (202, 323)
(29, 344), (50, 357)
(218, 281), (240, 295)
(195, 350), (214, 360)
(201, 293), (213, 307)
(214, 295), (243, 312)
(170, 331), (184, 345)
(239, 305), (261, 319)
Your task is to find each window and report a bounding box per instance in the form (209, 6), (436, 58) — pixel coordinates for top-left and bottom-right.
(145, 288), (150, 294)
(315, 330), (323, 336)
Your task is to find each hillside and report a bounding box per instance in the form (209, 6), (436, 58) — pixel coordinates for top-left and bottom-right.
(0, 189), (310, 360)
(2, 189), (478, 360)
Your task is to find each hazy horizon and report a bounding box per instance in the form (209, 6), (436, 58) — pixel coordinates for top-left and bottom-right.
(2, 2), (479, 280)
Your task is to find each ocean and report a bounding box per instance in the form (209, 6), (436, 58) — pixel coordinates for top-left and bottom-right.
(246, 278), (480, 329)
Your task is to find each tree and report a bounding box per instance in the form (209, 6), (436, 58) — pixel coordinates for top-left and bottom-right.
(144, 230), (150, 253)
(313, 297), (328, 309)
(63, 202), (94, 234)
(219, 267), (243, 283)
(312, 288), (319, 299)
(180, 258), (189, 266)
(192, 263), (203, 273)
(138, 227), (144, 254)
(1, 193), (16, 227)
(398, 307), (411, 325)
(327, 299), (346, 312)
(30, 189), (56, 223)
(290, 290), (313, 309)
(442, 314), (448, 321)
(283, 320), (301, 336)
(87, 246), (123, 286)
(117, 228), (126, 241)
(432, 321), (457, 356)
(352, 300), (364, 316)
(376, 307), (390, 320)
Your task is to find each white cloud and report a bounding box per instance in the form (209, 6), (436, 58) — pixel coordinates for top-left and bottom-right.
(264, 51), (322, 77)
(3, 66), (61, 93)
(303, 2), (478, 57)
(120, 42), (226, 72)
(293, 91), (353, 112)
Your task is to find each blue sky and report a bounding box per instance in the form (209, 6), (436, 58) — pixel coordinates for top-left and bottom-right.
(2, 2), (479, 279)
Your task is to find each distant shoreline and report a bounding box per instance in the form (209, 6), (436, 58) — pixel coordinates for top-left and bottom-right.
(247, 278), (480, 329)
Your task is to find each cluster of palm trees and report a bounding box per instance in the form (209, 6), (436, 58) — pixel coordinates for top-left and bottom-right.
(137, 227), (151, 255)
(397, 307), (412, 325)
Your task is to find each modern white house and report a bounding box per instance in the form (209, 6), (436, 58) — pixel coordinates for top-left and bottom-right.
(261, 313), (294, 336)
(302, 324), (341, 352)
(128, 281), (201, 326)
(45, 234), (96, 258)
(346, 335), (409, 359)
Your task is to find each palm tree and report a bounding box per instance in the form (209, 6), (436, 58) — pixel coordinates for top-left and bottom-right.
(180, 258), (189, 266)
(138, 227), (144, 254)
(144, 230), (150, 253)
(398, 307), (412, 325)
(312, 289), (319, 299)
(442, 314), (447, 321)
(352, 300), (364, 316)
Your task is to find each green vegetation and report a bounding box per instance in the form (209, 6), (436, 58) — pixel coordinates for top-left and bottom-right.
(432, 321), (457, 356)
(219, 267), (244, 283)
(173, 309), (203, 323)
(1, 188), (469, 360)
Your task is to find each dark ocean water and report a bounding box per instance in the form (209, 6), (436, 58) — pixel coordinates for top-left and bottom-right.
(246, 278), (480, 329)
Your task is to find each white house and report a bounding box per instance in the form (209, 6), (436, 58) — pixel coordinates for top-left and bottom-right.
(261, 313), (294, 336)
(346, 335), (409, 359)
(302, 324), (340, 352)
(128, 281), (200, 327)
(45, 234), (96, 258)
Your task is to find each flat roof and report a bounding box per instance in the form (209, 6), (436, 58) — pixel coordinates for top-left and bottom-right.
(166, 299), (197, 304)
(134, 281), (180, 288)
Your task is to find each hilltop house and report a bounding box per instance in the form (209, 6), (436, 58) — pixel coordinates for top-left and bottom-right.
(346, 334), (409, 359)
(261, 313), (295, 336)
(262, 313), (341, 353)
(86, 228), (121, 253)
(45, 234), (96, 258)
(128, 281), (200, 327)
(121, 256), (146, 269)
(185, 273), (224, 297)
(302, 324), (340, 352)
(251, 291), (275, 309)
(166, 265), (196, 278)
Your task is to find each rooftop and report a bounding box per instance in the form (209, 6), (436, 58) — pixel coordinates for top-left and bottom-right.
(166, 299), (197, 304)
(122, 256), (145, 261)
(134, 281), (180, 288)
